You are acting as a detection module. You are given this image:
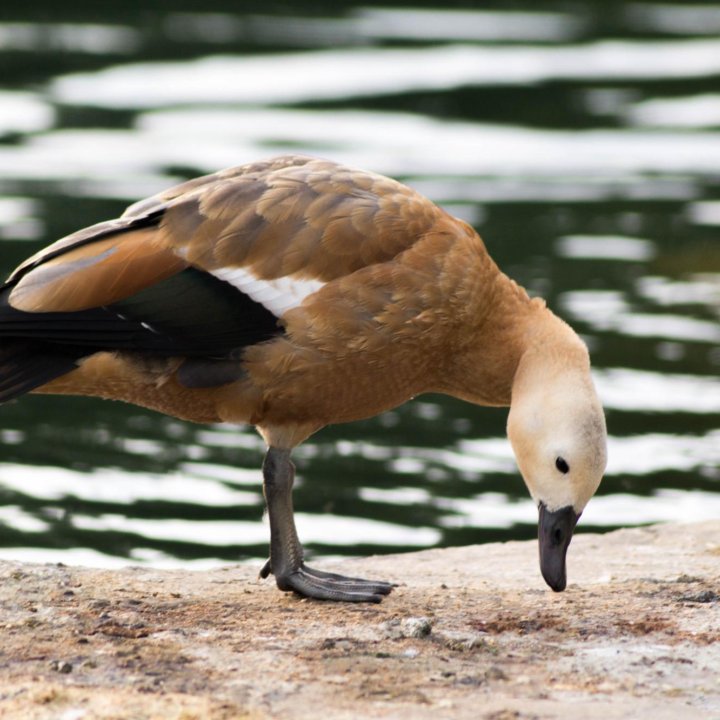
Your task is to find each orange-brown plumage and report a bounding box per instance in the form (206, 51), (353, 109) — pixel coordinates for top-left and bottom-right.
(0, 155), (607, 602)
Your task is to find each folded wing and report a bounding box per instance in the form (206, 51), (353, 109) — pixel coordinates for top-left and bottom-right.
(0, 155), (444, 401)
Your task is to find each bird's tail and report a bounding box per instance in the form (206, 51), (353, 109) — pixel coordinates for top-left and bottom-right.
(0, 340), (83, 403)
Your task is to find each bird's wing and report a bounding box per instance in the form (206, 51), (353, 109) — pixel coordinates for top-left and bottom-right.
(0, 156), (449, 397)
(6, 155), (445, 318)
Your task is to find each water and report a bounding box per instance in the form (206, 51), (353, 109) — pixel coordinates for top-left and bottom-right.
(0, 1), (718, 570)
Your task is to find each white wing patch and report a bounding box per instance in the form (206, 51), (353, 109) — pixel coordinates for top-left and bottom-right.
(210, 266), (325, 317)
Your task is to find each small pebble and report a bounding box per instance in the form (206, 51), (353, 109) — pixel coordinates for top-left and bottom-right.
(680, 590), (719, 604)
(51, 660), (73, 674)
(457, 675), (484, 687)
(402, 616), (433, 638)
(485, 665), (508, 681)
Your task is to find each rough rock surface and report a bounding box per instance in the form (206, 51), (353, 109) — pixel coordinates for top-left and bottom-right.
(0, 521), (718, 719)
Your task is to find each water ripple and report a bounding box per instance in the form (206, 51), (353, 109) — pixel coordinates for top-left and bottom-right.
(51, 39), (720, 109)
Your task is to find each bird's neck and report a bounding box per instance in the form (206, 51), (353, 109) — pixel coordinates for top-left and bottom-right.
(434, 246), (583, 408)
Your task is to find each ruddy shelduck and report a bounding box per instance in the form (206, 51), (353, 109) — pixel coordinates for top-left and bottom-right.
(0, 155), (607, 602)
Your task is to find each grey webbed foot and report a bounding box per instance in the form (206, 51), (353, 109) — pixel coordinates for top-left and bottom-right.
(260, 559), (393, 602)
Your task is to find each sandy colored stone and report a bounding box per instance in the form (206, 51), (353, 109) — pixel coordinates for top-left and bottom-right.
(0, 521), (718, 719)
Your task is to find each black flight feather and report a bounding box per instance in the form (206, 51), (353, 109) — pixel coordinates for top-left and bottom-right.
(0, 267), (284, 400)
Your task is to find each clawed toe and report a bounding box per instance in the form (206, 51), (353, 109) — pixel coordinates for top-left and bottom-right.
(286, 565), (393, 602)
(263, 561), (394, 602)
(301, 564), (394, 593)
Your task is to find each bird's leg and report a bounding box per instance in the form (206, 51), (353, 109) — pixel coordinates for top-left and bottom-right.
(259, 446), (394, 602)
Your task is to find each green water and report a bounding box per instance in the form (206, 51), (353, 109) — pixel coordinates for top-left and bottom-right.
(0, 1), (718, 569)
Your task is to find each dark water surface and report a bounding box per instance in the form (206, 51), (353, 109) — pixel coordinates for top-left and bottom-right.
(0, 1), (718, 569)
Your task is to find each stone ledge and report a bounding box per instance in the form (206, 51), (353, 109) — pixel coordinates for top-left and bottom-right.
(0, 521), (718, 719)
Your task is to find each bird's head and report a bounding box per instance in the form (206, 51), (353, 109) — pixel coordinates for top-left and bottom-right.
(507, 340), (607, 592)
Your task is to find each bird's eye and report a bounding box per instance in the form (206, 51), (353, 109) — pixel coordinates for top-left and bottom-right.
(555, 456), (570, 474)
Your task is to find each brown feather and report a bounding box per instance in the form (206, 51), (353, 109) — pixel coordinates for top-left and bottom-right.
(152, 157), (443, 283)
(9, 229), (186, 313)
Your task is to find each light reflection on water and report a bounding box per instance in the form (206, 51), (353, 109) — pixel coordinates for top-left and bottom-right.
(626, 93), (720, 128)
(0, 2), (718, 569)
(593, 369), (720, 414)
(48, 39), (720, 108)
(3, 109), (720, 187)
(0, 22), (139, 54)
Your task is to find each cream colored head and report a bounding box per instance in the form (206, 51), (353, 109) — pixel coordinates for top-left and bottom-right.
(507, 347), (607, 515)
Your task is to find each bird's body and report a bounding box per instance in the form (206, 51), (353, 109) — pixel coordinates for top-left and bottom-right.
(0, 155), (607, 601)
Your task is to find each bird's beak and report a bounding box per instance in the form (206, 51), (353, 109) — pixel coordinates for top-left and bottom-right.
(538, 502), (580, 592)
